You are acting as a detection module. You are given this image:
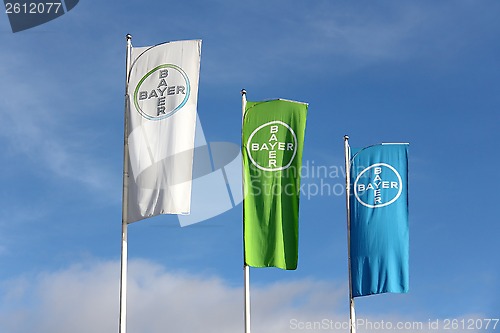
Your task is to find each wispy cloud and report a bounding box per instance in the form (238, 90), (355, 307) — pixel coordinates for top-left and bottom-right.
(0, 259), (488, 333)
(199, 0), (494, 84)
(0, 50), (118, 200)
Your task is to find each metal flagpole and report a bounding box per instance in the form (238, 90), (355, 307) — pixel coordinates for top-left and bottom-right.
(344, 135), (356, 333)
(241, 89), (251, 333)
(119, 33), (133, 333)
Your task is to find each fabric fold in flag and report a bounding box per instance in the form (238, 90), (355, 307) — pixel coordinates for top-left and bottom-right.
(125, 40), (201, 223)
(349, 143), (409, 297)
(242, 99), (308, 270)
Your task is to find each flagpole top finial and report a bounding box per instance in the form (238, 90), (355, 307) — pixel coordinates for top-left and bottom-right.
(126, 34), (132, 41)
(241, 89), (247, 96)
(344, 135), (349, 141)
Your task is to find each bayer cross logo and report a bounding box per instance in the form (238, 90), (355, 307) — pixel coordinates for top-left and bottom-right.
(354, 163), (403, 208)
(246, 121), (297, 171)
(133, 64), (190, 120)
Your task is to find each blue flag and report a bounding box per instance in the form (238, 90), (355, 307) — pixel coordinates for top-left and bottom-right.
(349, 143), (409, 297)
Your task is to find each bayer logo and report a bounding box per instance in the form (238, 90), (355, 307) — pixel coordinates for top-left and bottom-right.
(133, 64), (190, 120)
(354, 163), (403, 208)
(246, 121), (297, 172)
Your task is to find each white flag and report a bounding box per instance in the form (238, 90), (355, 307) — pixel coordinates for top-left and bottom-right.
(126, 40), (201, 223)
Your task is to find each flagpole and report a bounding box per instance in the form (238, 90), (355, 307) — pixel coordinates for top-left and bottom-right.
(119, 33), (132, 333)
(241, 89), (251, 333)
(344, 135), (356, 333)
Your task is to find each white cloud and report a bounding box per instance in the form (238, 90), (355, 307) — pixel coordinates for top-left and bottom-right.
(0, 259), (488, 333)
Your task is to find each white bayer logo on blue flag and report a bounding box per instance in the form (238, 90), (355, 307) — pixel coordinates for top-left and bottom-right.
(354, 163), (403, 208)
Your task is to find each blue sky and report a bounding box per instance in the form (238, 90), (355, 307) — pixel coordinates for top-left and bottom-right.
(1, 1), (499, 332)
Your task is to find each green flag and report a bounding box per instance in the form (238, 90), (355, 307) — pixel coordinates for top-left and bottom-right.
(242, 99), (308, 270)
